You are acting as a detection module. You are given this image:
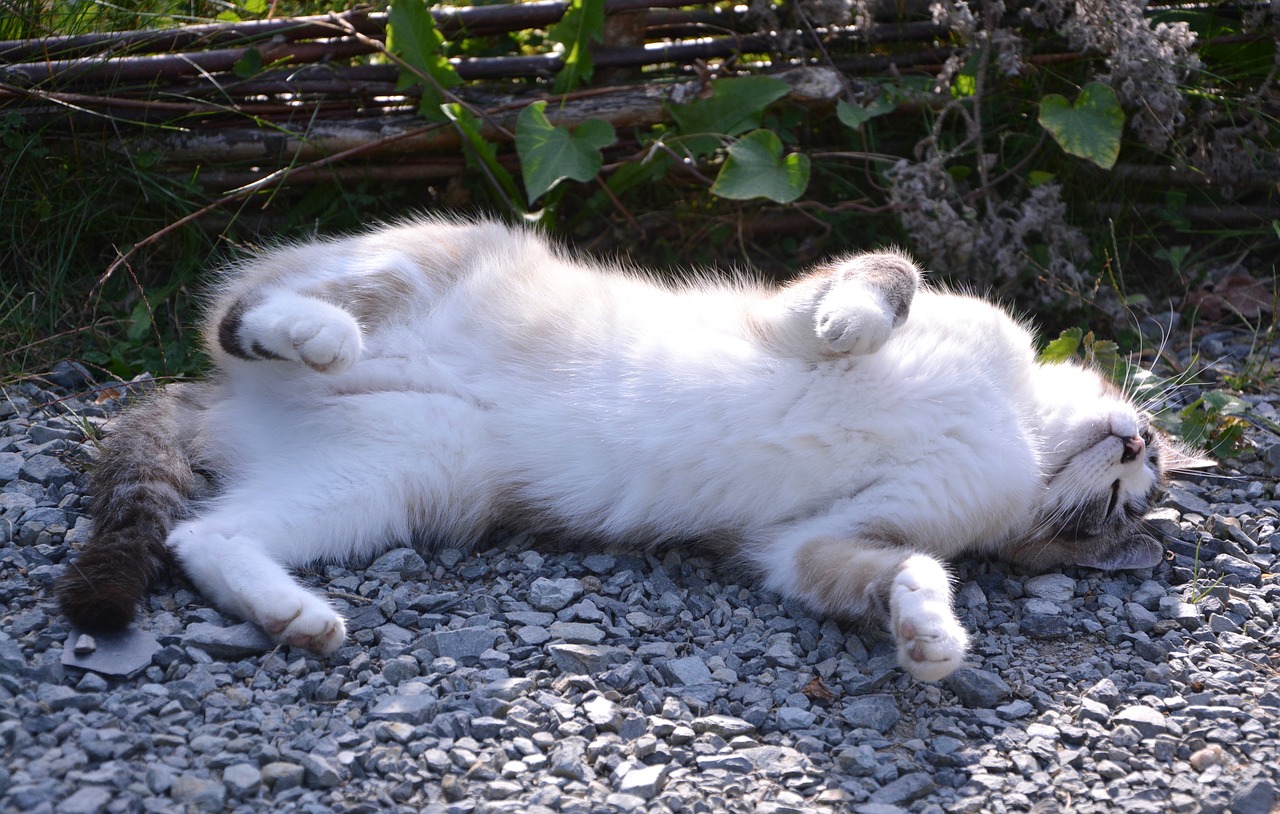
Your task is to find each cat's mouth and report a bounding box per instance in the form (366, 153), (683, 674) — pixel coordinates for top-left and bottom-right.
(1105, 480), (1121, 517)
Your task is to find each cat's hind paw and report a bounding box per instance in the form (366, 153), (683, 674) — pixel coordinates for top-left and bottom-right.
(288, 311), (362, 374)
(259, 592), (347, 655)
(814, 297), (896, 357)
(889, 556), (969, 682)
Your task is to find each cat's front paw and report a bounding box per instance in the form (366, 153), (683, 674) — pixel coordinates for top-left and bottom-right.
(889, 556), (969, 682)
(258, 591), (347, 655)
(289, 312), (362, 374)
(814, 297), (895, 357)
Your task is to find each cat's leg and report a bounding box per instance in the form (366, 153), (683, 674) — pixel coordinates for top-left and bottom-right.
(756, 250), (921, 359)
(755, 527), (968, 682)
(171, 392), (494, 654)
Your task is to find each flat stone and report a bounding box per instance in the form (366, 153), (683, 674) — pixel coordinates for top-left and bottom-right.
(528, 577), (583, 611)
(1213, 553), (1262, 582)
(1021, 613), (1072, 638)
(777, 707), (817, 730)
(369, 694), (438, 725)
(0, 452), (23, 483)
(585, 695), (621, 730)
(660, 655), (713, 686)
(696, 753), (753, 772)
(946, 667), (1011, 707)
(1125, 603), (1159, 632)
(61, 626), (160, 678)
(548, 621), (606, 644)
(1112, 705), (1168, 738)
(426, 626), (502, 664)
(996, 700), (1034, 719)
(170, 774), (227, 813)
(1165, 486), (1212, 517)
(183, 622), (274, 659)
(548, 644), (628, 674)
(1022, 573), (1077, 602)
(868, 772), (936, 805)
(1084, 677), (1121, 707)
(841, 695), (900, 733)
(260, 762), (305, 791)
(549, 738), (588, 780)
(478, 677), (535, 701)
(617, 764), (669, 799)
(57, 786), (113, 814)
(222, 764), (261, 797)
(691, 715), (755, 737)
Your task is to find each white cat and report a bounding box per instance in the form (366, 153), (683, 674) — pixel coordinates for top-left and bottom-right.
(56, 217), (1207, 681)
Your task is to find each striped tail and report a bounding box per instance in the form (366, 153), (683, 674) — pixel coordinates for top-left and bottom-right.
(56, 383), (209, 632)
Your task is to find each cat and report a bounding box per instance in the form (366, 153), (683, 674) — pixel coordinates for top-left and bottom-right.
(55, 216), (1210, 682)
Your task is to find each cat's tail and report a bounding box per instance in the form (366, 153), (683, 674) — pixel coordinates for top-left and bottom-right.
(56, 383), (210, 632)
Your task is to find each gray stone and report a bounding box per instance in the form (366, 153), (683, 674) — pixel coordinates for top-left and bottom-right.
(692, 714), (755, 737)
(1166, 486), (1212, 516)
(548, 621), (606, 644)
(370, 693), (438, 725)
(222, 763), (262, 797)
(382, 654), (421, 684)
(426, 626), (502, 663)
(478, 677), (535, 701)
(1021, 613), (1072, 638)
(660, 655), (713, 685)
(696, 753), (753, 772)
(368, 547), (429, 579)
(1214, 553), (1262, 582)
(548, 644), (628, 674)
(302, 753), (343, 788)
(582, 554), (617, 574)
(996, 700), (1034, 719)
(549, 738), (589, 780)
(617, 764), (669, 799)
(777, 706), (817, 730)
(584, 695), (621, 730)
(170, 774), (227, 813)
(868, 772), (936, 805)
(946, 667), (1011, 707)
(19, 454), (74, 487)
(1125, 602), (1159, 632)
(260, 762), (305, 791)
(60, 625), (160, 679)
(1023, 573), (1077, 602)
(841, 695), (900, 733)
(0, 452), (22, 483)
(528, 577), (583, 611)
(1084, 677), (1121, 707)
(57, 786), (113, 814)
(1112, 705), (1168, 738)
(1229, 779), (1276, 814)
(183, 622), (274, 658)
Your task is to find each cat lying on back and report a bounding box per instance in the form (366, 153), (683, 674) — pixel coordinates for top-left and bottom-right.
(56, 217), (1209, 681)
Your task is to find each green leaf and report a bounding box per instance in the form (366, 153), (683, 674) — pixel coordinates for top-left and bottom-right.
(710, 129), (810, 204)
(836, 100), (872, 131)
(1039, 327), (1082, 364)
(232, 47), (262, 78)
(1027, 170), (1055, 187)
(516, 101), (616, 202)
(670, 77), (790, 158)
(126, 299), (153, 343)
(387, 0), (462, 122)
(547, 0), (605, 93)
(1038, 82), (1125, 170)
(442, 103), (525, 216)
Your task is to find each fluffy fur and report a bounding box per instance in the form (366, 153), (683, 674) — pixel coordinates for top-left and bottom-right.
(55, 218), (1209, 681)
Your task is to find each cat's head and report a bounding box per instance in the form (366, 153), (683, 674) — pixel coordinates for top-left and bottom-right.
(1006, 362), (1214, 572)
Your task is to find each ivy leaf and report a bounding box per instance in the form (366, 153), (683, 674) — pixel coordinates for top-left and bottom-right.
(670, 76), (790, 158)
(1038, 327), (1082, 364)
(387, 0), (462, 122)
(1038, 82), (1125, 170)
(711, 129), (810, 204)
(516, 101), (616, 202)
(836, 100), (872, 131)
(547, 0), (605, 93)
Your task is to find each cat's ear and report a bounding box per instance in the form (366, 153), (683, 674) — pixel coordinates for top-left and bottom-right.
(1074, 534), (1163, 571)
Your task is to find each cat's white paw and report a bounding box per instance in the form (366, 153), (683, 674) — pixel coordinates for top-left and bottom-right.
(257, 591), (347, 655)
(289, 312), (361, 374)
(814, 296), (895, 356)
(889, 557), (969, 682)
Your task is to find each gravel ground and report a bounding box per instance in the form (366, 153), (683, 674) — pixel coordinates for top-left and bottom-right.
(2, 324), (1279, 814)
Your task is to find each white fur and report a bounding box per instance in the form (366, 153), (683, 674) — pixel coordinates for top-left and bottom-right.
(169, 218), (1165, 679)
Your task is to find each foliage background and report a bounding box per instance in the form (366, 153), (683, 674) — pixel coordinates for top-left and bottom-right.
(0, 0), (1276, 380)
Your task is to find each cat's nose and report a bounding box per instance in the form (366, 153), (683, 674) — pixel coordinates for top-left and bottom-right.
(1120, 435), (1145, 464)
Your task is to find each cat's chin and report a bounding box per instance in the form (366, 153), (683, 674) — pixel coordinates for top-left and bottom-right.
(1071, 533), (1163, 572)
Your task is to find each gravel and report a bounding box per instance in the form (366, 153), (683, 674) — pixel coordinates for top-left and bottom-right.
(2, 328), (1279, 814)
